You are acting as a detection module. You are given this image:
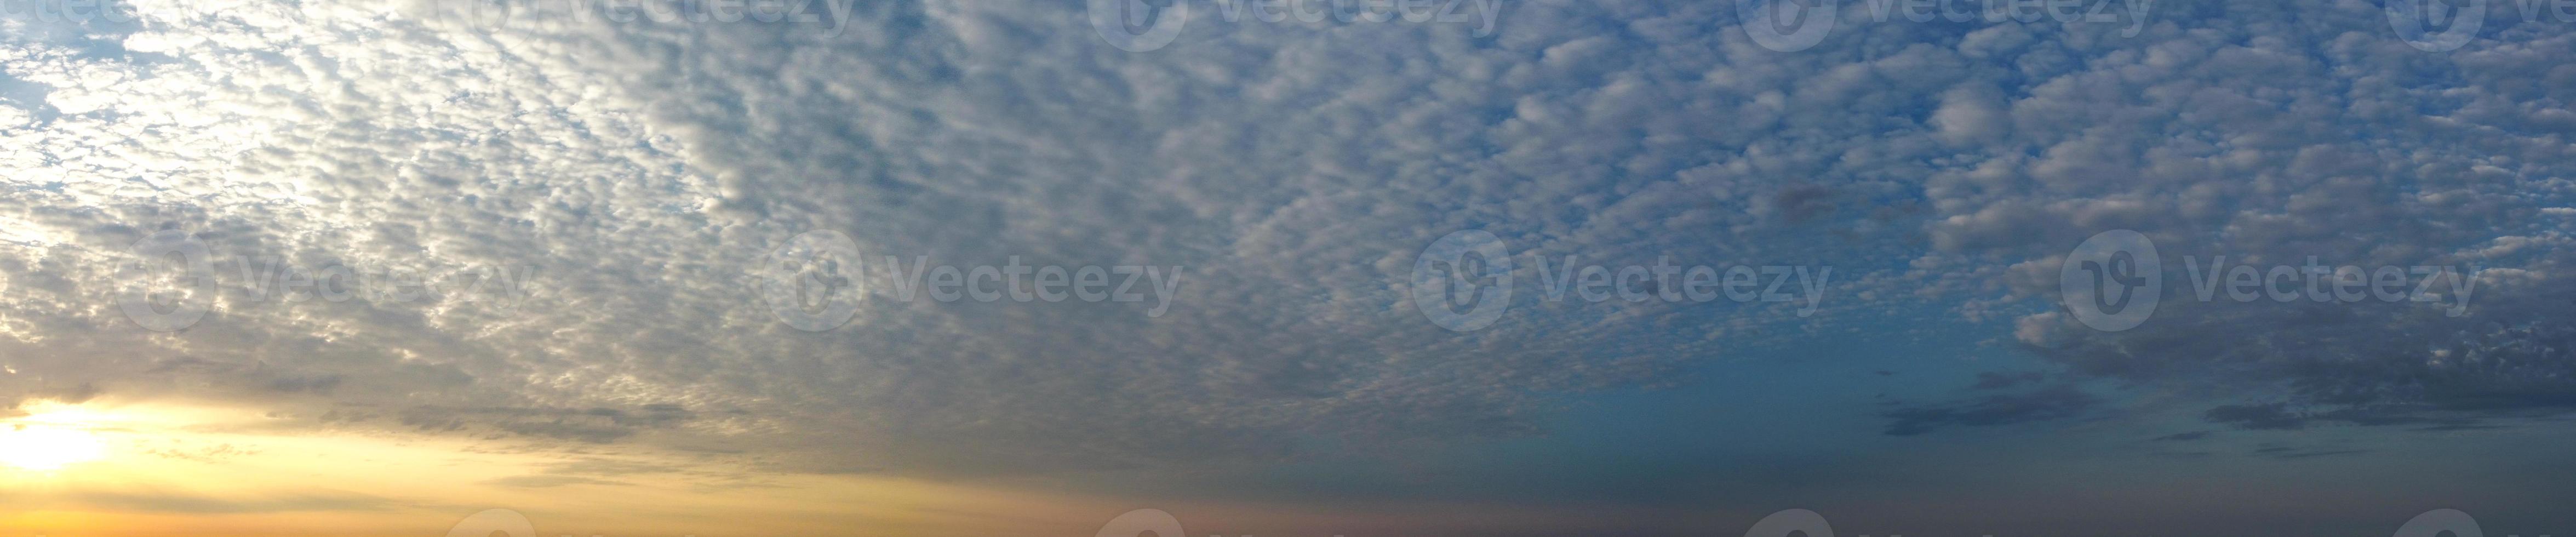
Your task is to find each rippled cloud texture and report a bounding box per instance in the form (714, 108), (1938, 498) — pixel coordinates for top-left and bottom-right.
(2, 1), (2574, 535)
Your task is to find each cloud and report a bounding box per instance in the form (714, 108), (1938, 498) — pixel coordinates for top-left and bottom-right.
(2202, 402), (2502, 432)
(2203, 404), (2310, 431)
(482, 475), (629, 488)
(377, 405), (699, 443)
(2252, 444), (2372, 460)
(3, 0), (1864, 478)
(1881, 384), (2102, 436)
(16, 490), (402, 514)
(0, 0), (2566, 501)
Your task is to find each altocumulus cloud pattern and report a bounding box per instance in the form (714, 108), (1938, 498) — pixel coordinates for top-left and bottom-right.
(1, 1), (2575, 536)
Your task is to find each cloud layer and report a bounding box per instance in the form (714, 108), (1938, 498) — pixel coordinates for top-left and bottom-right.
(0, 0), (2571, 499)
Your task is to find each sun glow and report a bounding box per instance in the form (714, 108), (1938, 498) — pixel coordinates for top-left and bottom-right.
(1, 402), (113, 472)
(0, 424), (107, 471)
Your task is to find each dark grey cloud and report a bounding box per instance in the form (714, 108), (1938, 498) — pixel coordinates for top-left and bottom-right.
(2252, 444), (2372, 460)
(2202, 402), (2507, 432)
(388, 405), (698, 443)
(1881, 384), (2101, 436)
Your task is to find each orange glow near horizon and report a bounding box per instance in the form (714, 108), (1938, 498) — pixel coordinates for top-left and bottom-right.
(0, 398), (1698, 537)
(0, 398), (1170, 537)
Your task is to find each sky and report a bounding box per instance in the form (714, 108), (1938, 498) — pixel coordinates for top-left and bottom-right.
(2, 0), (2575, 535)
